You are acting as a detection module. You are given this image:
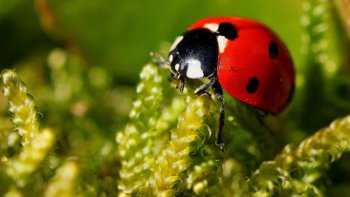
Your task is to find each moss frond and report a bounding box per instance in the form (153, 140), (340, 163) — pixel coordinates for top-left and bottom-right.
(1, 69), (40, 146)
(0, 69), (56, 188)
(44, 160), (79, 197)
(117, 63), (164, 195)
(150, 96), (214, 196)
(217, 158), (248, 197)
(186, 159), (218, 195)
(155, 97), (186, 136)
(249, 115), (350, 196)
(6, 128), (55, 183)
(4, 187), (23, 197)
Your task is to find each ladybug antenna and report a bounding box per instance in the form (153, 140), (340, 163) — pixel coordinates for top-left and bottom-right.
(150, 52), (170, 68)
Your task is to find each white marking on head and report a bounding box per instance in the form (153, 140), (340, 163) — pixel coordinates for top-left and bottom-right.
(175, 64), (180, 71)
(217, 36), (228, 53)
(204, 23), (219, 32)
(170, 36), (184, 51)
(169, 54), (173, 63)
(186, 59), (204, 79)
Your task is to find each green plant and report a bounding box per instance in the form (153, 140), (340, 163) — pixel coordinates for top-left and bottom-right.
(0, 0), (350, 196)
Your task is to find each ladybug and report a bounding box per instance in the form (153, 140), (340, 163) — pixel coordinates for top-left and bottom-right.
(152, 16), (295, 148)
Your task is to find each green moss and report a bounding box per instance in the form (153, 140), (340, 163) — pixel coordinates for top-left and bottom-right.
(249, 115), (350, 196)
(1, 69), (40, 146)
(1, 0), (350, 196)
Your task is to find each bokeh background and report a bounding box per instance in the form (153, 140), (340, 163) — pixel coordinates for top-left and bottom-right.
(1, 0), (350, 196)
(1, 0), (304, 82)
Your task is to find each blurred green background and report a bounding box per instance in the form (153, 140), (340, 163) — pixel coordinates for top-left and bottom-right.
(1, 0), (302, 83)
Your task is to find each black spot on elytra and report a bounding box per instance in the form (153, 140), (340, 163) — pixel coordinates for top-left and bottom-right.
(269, 41), (279, 59)
(246, 77), (259, 94)
(217, 22), (238, 40)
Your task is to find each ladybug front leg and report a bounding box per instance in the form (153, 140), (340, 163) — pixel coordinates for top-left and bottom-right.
(212, 80), (225, 151)
(194, 75), (217, 97)
(179, 76), (186, 93)
(149, 52), (170, 68)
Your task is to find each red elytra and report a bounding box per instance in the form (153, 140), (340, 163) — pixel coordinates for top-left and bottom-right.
(188, 17), (295, 113)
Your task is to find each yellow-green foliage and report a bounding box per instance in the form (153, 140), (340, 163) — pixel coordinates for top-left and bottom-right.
(0, 70), (70, 195)
(1, 70), (55, 184)
(1, 0), (350, 196)
(6, 128), (55, 181)
(117, 64), (165, 195)
(249, 115), (350, 196)
(44, 160), (79, 197)
(151, 96), (213, 196)
(3, 54), (349, 196)
(1, 69), (40, 146)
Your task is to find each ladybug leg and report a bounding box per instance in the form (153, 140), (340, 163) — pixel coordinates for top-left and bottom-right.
(194, 76), (217, 97)
(212, 80), (225, 151)
(254, 107), (268, 117)
(149, 52), (170, 67)
(179, 76), (186, 93)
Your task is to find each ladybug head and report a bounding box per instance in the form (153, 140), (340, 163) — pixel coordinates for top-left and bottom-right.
(168, 28), (218, 79)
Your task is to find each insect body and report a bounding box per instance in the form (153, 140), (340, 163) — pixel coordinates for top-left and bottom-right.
(159, 16), (295, 148)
